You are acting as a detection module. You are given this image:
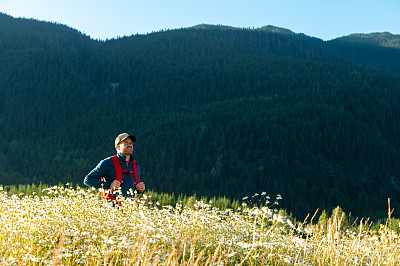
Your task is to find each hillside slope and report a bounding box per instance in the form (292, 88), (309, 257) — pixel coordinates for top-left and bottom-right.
(1, 13), (400, 219)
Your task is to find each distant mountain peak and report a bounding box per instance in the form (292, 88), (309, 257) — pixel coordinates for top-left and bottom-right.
(189, 24), (296, 35)
(334, 32), (400, 48)
(189, 24), (238, 31)
(257, 25), (296, 35)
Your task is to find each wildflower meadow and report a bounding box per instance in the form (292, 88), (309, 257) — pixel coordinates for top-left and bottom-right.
(0, 185), (399, 265)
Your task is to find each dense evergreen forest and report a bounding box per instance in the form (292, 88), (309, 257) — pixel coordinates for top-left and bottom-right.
(1, 13), (400, 220)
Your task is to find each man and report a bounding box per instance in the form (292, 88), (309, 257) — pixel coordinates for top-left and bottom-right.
(84, 133), (145, 202)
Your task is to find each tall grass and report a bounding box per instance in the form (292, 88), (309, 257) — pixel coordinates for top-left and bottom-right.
(0, 185), (399, 265)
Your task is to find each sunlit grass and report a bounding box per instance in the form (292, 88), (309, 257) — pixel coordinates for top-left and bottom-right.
(0, 185), (399, 265)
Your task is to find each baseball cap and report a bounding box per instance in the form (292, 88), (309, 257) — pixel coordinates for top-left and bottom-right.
(115, 133), (136, 147)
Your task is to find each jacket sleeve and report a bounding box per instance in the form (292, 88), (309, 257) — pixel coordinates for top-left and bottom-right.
(84, 159), (112, 190)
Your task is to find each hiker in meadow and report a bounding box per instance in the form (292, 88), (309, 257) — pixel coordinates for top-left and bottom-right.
(84, 133), (145, 203)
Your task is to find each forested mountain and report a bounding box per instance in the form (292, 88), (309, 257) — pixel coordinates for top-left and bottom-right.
(335, 32), (400, 48)
(1, 12), (400, 220)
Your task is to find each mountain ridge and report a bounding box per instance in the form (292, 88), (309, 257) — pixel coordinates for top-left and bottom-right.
(2, 12), (399, 43)
(333, 32), (400, 48)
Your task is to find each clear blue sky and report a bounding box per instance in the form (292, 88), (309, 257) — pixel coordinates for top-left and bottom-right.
(1, 0), (399, 41)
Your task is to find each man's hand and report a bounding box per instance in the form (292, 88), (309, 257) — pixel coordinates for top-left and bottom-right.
(110, 180), (121, 190)
(135, 182), (145, 193)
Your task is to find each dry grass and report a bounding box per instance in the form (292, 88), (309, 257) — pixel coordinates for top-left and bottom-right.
(0, 186), (399, 265)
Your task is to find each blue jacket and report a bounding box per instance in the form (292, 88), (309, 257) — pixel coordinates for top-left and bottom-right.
(84, 153), (141, 198)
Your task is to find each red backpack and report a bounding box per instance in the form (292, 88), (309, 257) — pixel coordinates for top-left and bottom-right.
(101, 155), (139, 203)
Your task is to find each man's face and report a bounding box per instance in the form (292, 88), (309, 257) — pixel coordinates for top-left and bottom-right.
(116, 138), (134, 156)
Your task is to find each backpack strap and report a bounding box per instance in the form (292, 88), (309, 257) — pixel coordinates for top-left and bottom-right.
(111, 155), (123, 183)
(112, 155), (139, 185)
(131, 160), (140, 185)
(100, 155), (125, 205)
(102, 155), (139, 203)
